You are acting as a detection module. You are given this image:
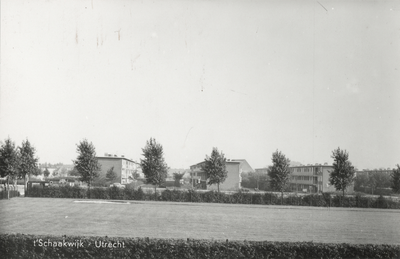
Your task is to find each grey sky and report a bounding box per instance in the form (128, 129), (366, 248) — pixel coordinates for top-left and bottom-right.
(1, 0), (399, 170)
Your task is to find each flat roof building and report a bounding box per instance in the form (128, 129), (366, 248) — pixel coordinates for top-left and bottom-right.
(96, 154), (140, 184)
(288, 164), (354, 193)
(189, 159), (252, 191)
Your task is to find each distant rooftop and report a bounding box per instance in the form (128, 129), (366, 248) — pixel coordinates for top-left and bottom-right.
(290, 163), (332, 167)
(96, 153), (137, 163)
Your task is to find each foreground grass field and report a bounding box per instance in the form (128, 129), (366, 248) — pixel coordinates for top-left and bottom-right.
(0, 197), (399, 245)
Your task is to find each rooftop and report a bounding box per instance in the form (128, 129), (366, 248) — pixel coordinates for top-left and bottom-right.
(289, 163), (332, 168)
(96, 154), (137, 163)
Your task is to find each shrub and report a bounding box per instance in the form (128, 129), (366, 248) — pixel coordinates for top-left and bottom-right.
(134, 187), (145, 200)
(24, 185), (400, 209)
(0, 234), (399, 259)
(186, 189), (202, 203)
(161, 189), (187, 202)
(0, 190), (20, 199)
(263, 192), (278, 205)
(108, 186), (124, 200)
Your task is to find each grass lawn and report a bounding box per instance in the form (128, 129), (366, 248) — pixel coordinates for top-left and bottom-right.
(0, 197), (399, 245)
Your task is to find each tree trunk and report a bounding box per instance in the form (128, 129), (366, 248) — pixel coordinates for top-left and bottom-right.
(281, 191), (283, 205)
(154, 185), (157, 201)
(88, 181), (91, 199)
(342, 188), (345, 207)
(24, 174), (29, 197)
(14, 179), (17, 197)
(7, 177), (10, 200)
(217, 183), (220, 193)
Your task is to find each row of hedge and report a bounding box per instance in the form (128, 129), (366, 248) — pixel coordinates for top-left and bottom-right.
(26, 185), (400, 209)
(0, 190), (20, 200)
(1, 234), (399, 259)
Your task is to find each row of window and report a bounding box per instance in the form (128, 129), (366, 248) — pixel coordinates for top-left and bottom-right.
(191, 172), (205, 177)
(290, 167), (322, 173)
(124, 160), (136, 167)
(291, 176), (314, 181)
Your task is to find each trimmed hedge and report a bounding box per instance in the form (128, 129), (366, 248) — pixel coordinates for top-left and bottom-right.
(0, 234), (399, 259)
(0, 190), (20, 199)
(26, 185), (400, 209)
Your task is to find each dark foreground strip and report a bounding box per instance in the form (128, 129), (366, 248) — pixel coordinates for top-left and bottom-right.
(1, 234), (399, 259)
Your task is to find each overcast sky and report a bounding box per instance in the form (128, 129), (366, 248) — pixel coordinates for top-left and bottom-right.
(1, 0), (399, 170)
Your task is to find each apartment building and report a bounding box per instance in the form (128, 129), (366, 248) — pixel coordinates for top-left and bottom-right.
(190, 159), (252, 191)
(289, 164), (342, 193)
(96, 153), (139, 184)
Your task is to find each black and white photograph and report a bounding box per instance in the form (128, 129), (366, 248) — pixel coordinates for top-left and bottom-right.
(1, 0), (399, 258)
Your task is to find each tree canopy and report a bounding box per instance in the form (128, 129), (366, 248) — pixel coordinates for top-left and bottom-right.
(173, 172), (185, 187)
(391, 165), (400, 194)
(267, 150), (291, 203)
(106, 166), (117, 182)
(0, 138), (20, 182)
(201, 147), (228, 192)
(18, 139), (39, 193)
(140, 138), (168, 194)
(0, 138), (20, 199)
(73, 139), (101, 193)
(43, 167), (50, 178)
(241, 171), (270, 191)
(329, 147), (355, 197)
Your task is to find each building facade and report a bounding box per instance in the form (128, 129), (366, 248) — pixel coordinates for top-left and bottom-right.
(189, 159), (251, 191)
(289, 164), (341, 193)
(96, 154), (139, 184)
(356, 168), (394, 177)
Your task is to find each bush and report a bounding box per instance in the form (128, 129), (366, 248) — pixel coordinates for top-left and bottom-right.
(0, 234), (399, 259)
(24, 185), (400, 209)
(0, 190), (20, 199)
(161, 189), (187, 202)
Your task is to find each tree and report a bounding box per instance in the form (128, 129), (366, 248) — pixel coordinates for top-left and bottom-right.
(106, 166), (117, 182)
(367, 171), (391, 195)
(241, 171), (270, 191)
(391, 165), (400, 193)
(129, 169), (141, 181)
(18, 139), (39, 194)
(73, 139), (101, 198)
(267, 150), (291, 204)
(0, 138), (20, 199)
(69, 167), (80, 177)
(140, 138), (168, 199)
(254, 171), (269, 190)
(201, 147), (228, 193)
(43, 167), (50, 178)
(173, 172), (185, 187)
(354, 173), (369, 193)
(329, 147), (355, 199)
